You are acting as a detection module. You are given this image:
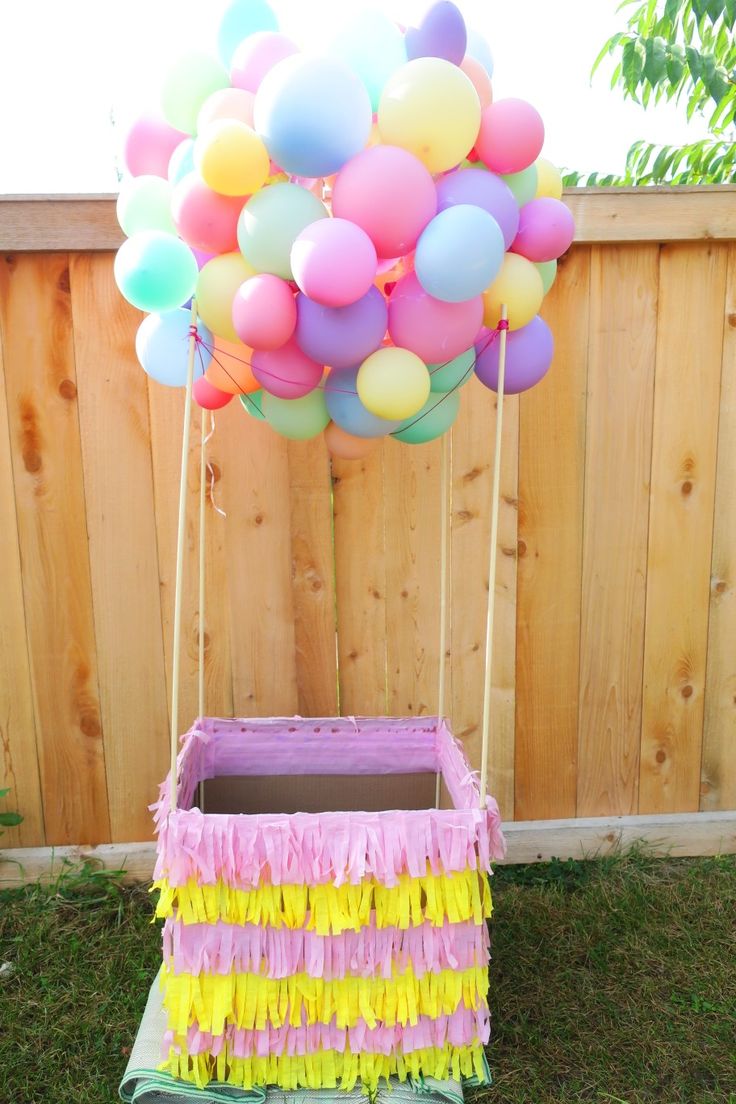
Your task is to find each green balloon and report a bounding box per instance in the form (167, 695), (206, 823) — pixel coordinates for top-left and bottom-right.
(263, 388), (330, 440)
(239, 391), (266, 419)
(393, 389), (461, 445)
(116, 175), (176, 237)
(114, 231), (197, 313)
(161, 52), (229, 135)
(501, 165), (538, 206)
(237, 182), (328, 280)
(536, 259), (558, 295)
(429, 348), (475, 394)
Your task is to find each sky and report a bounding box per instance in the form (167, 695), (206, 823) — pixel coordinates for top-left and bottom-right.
(0, 0), (711, 193)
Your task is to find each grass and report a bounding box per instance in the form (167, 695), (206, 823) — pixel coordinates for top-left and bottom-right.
(0, 852), (734, 1103)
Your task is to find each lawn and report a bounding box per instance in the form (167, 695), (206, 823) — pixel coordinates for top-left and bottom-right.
(0, 852), (734, 1104)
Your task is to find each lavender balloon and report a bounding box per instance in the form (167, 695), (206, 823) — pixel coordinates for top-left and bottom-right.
(436, 168), (519, 249)
(324, 365), (401, 437)
(295, 287), (388, 370)
(475, 315), (554, 394)
(512, 197), (575, 262)
(405, 1), (467, 65)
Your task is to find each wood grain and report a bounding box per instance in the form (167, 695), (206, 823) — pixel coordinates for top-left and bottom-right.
(515, 247), (590, 820)
(640, 243), (728, 813)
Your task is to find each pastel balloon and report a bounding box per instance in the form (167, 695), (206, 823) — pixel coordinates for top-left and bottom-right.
(232, 274), (296, 349)
(324, 366), (401, 437)
(481, 253), (544, 331)
(172, 174), (245, 254)
(217, 0), (279, 67)
(206, 337), (259, 394)
(263, 388), (330, 440)
(465, 27), (494, 76)
(460, 55), (492, 108)
(429, 347), (475, 393)
(475, 315), (554, 394)
(231, 31), (298, 92)
(357, 346), (430, 420)
(436, 168), (519, 249)
(535, 157), (563, 200)
(329, 10), (407, 111)
(388, 272), (483, 363)
(116, 175), (176, 236)
(476, 98), (544, 174)
(168, 139), (195, 186)
(324, 421), (376, 460)
(415, 205), (504, 303)
(536, 259), (557, 294)
(197, 88), (256, 131)
(252, 337), (323, 398)
(332, 145), (436, 258)
(254, 55), (372, 177)
(393, 387), (461, 444)
(161, 52), (229, 135)
(501, 165), (538, 206)
(194, 375), (233, 409)
(195, 120), (270, 197)
(405, 1), (467, 65)
(237, 181), (328, 279)
(291, 218), (377, 307)
(135, 308), (211, 387)
(123, 114), (187, 178)
(511, 197), (575, 262)
(197, 252), (257, 341)
(240, 390), (266, 418)
(114, 232), (198, 313)
(295, 286), (387, 369)
(378, 58), (481, 173)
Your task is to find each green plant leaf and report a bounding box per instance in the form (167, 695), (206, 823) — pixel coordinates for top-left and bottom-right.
(0, 811), (23, 827)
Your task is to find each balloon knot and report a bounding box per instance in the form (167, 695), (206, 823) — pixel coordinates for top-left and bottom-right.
(497, 319), (510, 331)
(188, 324), (202, 342)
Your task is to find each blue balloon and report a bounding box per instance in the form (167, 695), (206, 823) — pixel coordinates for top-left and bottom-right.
(217, 0), (279, 67)
(254, 56), (372, 177)
(329, 10), (407, 111)
(415, 205), (505, 303)
(324, 366), (401, 438)
(135, 309), (212, 387)
(465, 28), (494, 76)
(168, 139), (195, 186)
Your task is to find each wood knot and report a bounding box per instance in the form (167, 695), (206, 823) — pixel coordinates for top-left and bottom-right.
(455, 508), (474, 524)
(254, 512), (263, 525)
(463, 466), (483, 483)
(655, 749), (666, 764)
(517, 539), (527, 557)
(714, 580), (727, 595)
(79, 711), (101, 740)
(310, 578), (322, 592)
(58, 378), (77, 401)
(727, 311), (736, 328)
(348, 649), (358, 660)
(401, 589), (409, 598)
(208, 462), (221, 483)
(57, 267), (71, 294)
(700, 781), (712, 796)
(681, 480), (693, 496)
(681, 684), (693, 699)
(371, 588), (381, 599)
(23, 449), (42, 474)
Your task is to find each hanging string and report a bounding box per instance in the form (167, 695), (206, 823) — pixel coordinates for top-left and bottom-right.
(435, 429), (451, 809)
(198, 405), (207, 722)
(479, 306), (509, 808)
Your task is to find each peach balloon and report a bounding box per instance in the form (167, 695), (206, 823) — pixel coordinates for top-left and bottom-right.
(324, 421), (376, 460)
(197, 88), (256, 131)
(460, 55), (492, 109)
(205, 337), (260, 394)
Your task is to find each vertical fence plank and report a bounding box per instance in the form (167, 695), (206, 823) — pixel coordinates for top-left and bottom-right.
(333, 447), (388, 715)
(69, 254), (170, 840)
(514, 249), (589, 820)
(640, 243), (727, 813)
(702, 243), (736, 810)
(287, 436), (338, 716)
(576, 245), (658, 816)
(0, 254), (109, 844)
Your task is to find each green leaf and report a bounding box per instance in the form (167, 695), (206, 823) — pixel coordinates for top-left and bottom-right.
(686, 45), (704, 81)
(0, 788), (9, 799)
(666, 52), (686, 84)
(0, 811), (23, 827)
(644, 35), (669, 84)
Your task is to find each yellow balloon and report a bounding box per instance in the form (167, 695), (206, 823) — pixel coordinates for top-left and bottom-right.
(482, 254), (544, 331)
(378, 58), (481, 173)
(535, 157), (563, 200)
(196, 252), (257, 341)
(195, 120), (270, 197)
(357, 347), (430, 420)
(197, 87), (255, 131)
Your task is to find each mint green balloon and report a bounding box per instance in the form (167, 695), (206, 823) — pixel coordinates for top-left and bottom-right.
(501, 165), (538, 206)
(263, 388), (329, 440)
(217, 0), (279, 67)
(161, 52), (229, 135)
(114, 231), (197, 313)
(238, 182), (328, 280)
(117, 175), (176, 237)
(536, 259), (558, 295)
(239, 390), (265, 419)
(429, 348), (475, 394)
(329, 11), (407, 111)
(393, 389), (461, 445)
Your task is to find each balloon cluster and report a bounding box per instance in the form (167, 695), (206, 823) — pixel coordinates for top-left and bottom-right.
(115, 0), (574, 458)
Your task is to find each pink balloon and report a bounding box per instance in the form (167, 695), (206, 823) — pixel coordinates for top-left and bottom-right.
(388, 272), (483, 363)
(332, 146), (437, 259)
(123, 113), (187, 178)
(232, 274), (297, 350)
(251, 337), (323, 398)
(171, 174), (245, 254)
(231, 32), (299, 92)
(511, 197), (575, 262)
(193, 375), (234, 409)
(475, 98), (544, 174)
(460, 55), (492, 108)
(291, 218), (377, 307)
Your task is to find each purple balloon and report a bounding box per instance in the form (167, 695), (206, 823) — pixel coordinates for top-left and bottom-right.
(324, 366), (401, 437)
(405, 1), (467, 65)
(436, 169), (519, 249)
(295, 286), (388, 370)
(475, 315), (554, 394)
(511, 197), (575, 263)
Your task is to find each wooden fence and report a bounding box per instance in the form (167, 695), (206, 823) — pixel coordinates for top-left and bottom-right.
(0, 189), (734, 849)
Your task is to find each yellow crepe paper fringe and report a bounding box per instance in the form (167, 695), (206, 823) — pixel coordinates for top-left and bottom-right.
(153, 869), (492, 934)
(161, 963), (489, 1036)
(162, 1042), (490, 1092)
